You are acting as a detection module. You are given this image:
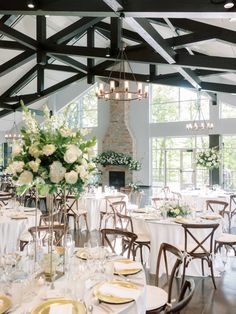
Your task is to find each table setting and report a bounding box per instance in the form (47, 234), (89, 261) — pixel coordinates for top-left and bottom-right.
(0, 241), (147, 314)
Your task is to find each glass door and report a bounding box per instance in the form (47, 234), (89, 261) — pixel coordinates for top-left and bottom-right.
(180, 149), (196, 189)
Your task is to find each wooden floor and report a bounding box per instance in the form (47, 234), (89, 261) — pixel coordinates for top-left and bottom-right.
(72, 229), (236, 314)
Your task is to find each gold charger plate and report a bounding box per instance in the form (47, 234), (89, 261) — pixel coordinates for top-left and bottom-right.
(201, 215), (221, 220)
(75, 249), (89, 260)
(174, 217), (192, 224)
(11, 215), (28, 220)
(114, 259), (142, 275)
(94, 280), (138, 304)
(31, 298), (86, 314)
(0, 295), (11, 314)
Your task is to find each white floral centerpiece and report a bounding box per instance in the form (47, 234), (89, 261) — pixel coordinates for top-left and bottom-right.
(6, 103), (97, 197)
(196, 147), (220, 170)
(93, 151), (141, 171)
(160, 201), (190, 218)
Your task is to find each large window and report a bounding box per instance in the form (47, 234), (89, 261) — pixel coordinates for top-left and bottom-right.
(59, 85), (98, 128)
(220, 101), (236, 119)
(152, 136), (209, 189)
(222, 136), (236, 189)
(151, 85), (210, 123)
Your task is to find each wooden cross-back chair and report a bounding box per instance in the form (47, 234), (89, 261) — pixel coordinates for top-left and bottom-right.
(101, 228), (137, 259)
(28, 224), (67, 247)
(146, 242), (193, 314)
(65, 195), (88, 230)
(181, 223), (219, 289)
(100, 194), (126, 229)
(206, 200), (228, 215)
(116, 212), (150, 264)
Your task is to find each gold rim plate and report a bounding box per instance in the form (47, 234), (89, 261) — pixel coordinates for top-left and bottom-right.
(75, 249), (89, 260)
(31, 298), (86, 314)
(0, 295), (11, 314)
(114, 259), (142, 275)
(201, 215), (220, 220)
(94, 280), (138, 304)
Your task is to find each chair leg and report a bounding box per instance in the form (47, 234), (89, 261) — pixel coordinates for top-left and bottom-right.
(140, 245), (144, 264)
(201, 259), (205, 276)
(209, 259), (217, 289)
(84, 214), (89, 230)
(181, 256), (187, 287)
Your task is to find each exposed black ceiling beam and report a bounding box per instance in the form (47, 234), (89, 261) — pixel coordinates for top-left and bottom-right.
(37, 16), (46, 94)
(48, 54), (88, 73)
(0, 103), (16, 110)
(45, 64), (78, 73)
(110, 17), (122, 52)
(1, 65), (38, 99)
(126, 17), (201, 90)
(0, 40), (26, 50)
(87, 27), (95, 85)
(1, 1), (236, 18)
(46, 17), (104, 45)
(95, 21), (144, 44)
(0, 22), (37, 50)
(0, 50), (35, 77)
(0, 72), (86, 117)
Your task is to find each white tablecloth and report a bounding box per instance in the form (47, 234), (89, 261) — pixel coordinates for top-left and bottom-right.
(73, 192), (127, 231)
(11, 255), (147, 314)
(0, 208), (41, 253)
(131, 213), (222, 276)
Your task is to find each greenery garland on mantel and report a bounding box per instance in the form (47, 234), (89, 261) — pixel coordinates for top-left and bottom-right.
(93, 151), (141, 171)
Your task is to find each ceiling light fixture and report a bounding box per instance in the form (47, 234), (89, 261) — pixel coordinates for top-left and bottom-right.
(27, 0), (36, 9)
(224, 0), (234, 9)
(5, 111), (22, 141)
(96, 44), (148, 102)
(186, 90), (214, 131)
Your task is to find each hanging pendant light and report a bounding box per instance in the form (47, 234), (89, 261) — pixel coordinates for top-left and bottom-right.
(186, 90), (214, 131)
(5, 110), (22, 141)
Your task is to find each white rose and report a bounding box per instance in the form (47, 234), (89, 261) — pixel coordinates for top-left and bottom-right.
(28, 159), (41, 172)
(18, 170), (33, 185)
(49, 161), (66, 184)
(65, 170), (78, 184)
(12, 142), (22, 157)
(29, 143), (41, 158)
(59, 127), (72, 137)
(81, 158), (88, 167)
(42, 144), (56, 156)
(64, 145), (82, 163)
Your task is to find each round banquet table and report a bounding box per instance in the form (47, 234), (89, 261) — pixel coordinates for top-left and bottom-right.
(75, 192), (128, 231)
(9, 254), (150, 314)
(131, 211), (223, 276)
(0, 207), (41, 254)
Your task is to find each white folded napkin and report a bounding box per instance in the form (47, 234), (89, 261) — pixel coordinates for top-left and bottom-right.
(114, 261), (141, 271)
(49, 303), (73, 314)
(99, 283), (140, 300)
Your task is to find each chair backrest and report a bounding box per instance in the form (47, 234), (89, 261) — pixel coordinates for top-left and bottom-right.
(129, 190), (143, 207)
(28, 224), (66, 246)
(165, 279), (195, 313)
(182, 223), (219, 256)
(120, 187), (132, 200)
(155, 243), (184, 302)
(171, 192), (182, 202)
(101, 228), (137, 258)
(39, 210), (63, 226)
(152, 197), (172, 209)
(230, 194), (236, 213)
(110, 201), (127, 215)
(161, 186), (171, 197)
(206, 200), (228, 216)
(116, 212), (134, 232)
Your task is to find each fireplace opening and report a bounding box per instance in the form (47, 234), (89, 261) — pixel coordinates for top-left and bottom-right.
(109, 171), (125, 189)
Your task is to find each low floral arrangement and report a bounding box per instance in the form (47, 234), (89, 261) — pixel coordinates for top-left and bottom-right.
(6, 103), (97, 196)
(160, 202), (190, 218)
(93, 151), (141, 171)
(128, 182), (142, 192)
(196, 147), (220, 170)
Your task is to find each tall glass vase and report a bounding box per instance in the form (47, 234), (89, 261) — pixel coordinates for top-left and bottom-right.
(209, 168), (213, 187)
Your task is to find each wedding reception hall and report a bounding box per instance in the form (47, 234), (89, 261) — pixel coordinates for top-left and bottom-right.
(0, 1), (236, 313)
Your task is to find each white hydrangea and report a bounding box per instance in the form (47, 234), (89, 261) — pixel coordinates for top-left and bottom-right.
(49, 161), (66, 184)
(59, 127), (73, 137)
(29, 142), (41, 158)
(75, 165), (88, 181)
(28, 159), (41, 173)
(42, 144), (56, 156)
(65, 170), (78, 184)
(7, 161), (24, 175)
(64, 145), (82, 164)
(18, 170), (33, 185)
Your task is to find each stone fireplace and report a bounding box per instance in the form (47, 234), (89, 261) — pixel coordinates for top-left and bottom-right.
(101, 99), (135, 187)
